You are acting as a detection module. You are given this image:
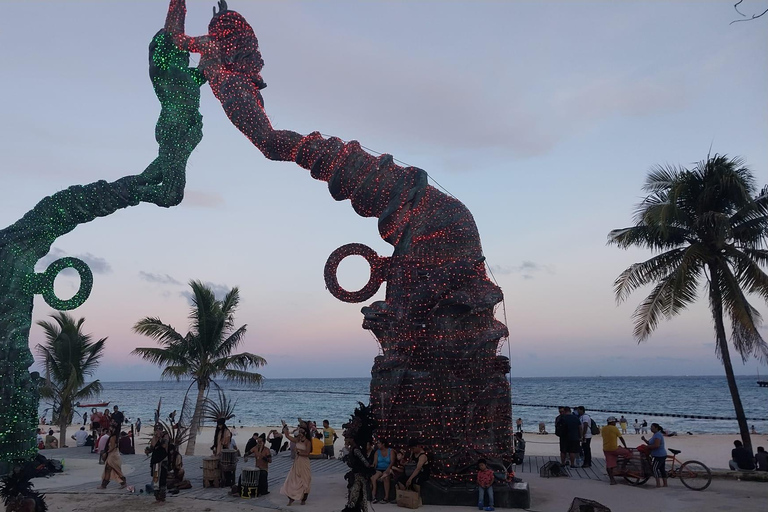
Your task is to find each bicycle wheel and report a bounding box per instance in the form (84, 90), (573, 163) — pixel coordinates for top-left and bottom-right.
(623, 474), (649, 486)
(678, 460), (712, 491)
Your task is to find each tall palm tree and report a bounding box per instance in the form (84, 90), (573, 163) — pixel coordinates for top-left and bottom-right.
(132, 280), (266, 455)
(609, 154), (768, 451)
(36, 312), (106, 448)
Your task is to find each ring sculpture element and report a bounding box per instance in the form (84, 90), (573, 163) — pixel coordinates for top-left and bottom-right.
(26, 257), (93, 311)
(324, 244), (386, 303)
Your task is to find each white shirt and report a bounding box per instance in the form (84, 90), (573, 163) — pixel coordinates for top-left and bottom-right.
(73, 429), (89, 447)
(98, 434), (110, 453)
(581, 414), (592, 439)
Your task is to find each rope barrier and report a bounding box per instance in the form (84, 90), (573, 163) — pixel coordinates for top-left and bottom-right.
(512, 402), (768, 422)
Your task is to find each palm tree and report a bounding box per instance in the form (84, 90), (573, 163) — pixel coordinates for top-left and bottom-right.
(132, 280), (266, 455)
(36, 312), (106, 448)
(608, 154), (768, 451)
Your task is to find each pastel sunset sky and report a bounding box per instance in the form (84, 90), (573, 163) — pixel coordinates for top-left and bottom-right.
(1, 1), (766, 380)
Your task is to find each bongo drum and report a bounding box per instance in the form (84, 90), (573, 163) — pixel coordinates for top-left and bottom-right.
(240, 467), (260, 498)
(220, 449), (238, 472)
(202, 457), (220, 488)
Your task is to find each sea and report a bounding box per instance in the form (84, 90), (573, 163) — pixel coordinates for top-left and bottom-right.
(40, 375), (768, 435)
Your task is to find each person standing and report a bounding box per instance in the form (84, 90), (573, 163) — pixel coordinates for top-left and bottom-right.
(98, 425), (127, 489)
(476, 458), (495, 511)
(147, 426), (169, 501)
(641, 423), (668, 487)
(559, 407), (580, 467)
(322, 420), (338, 458)
(135, 417), (142, 434)
(280, 420), (312, 506)
(83, 411), (88, 426)
(602, 416), (630, 485)
(516, 418), (523, 433)
(577, 406), (593, 468)
(633, 419), (641, 435)
(619, 415), (628, 435)
(245, 434), (272, 497)
(111, 406), (124, 428)
(641, 419), (648, 435)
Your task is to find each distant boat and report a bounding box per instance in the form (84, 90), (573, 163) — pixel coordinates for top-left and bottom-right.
(758, 381), (768, 388)
(76, 401), (110, 408)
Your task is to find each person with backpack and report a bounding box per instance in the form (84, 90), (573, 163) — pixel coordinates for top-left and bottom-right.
(577, 406), (594, 468)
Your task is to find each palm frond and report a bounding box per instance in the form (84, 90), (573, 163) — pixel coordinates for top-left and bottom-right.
(218, 368), (264, 386)
(212, 326), (248, 359)
(613, 249), (685, 304)
(132, 318), (186, 346)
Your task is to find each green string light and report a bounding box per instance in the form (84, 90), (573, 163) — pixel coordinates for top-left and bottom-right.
(0, 30), (204, 466)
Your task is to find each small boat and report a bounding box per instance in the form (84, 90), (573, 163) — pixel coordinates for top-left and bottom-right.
(76, 401), (110, 408)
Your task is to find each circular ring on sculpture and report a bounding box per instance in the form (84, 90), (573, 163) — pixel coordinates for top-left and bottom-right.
(324, 243), (385, 303)
(36, 257), (93, 310)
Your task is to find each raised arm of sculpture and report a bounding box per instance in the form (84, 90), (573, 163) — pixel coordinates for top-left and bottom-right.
(166, 1), (512, 483)
(0, 30), (204, 465)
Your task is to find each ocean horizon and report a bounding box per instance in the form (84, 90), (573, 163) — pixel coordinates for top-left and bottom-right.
(41, 375), (768, 436)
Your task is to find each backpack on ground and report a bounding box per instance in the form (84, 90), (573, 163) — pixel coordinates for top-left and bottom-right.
(540, 460), (569, 478)
(590, 418), (600, 436)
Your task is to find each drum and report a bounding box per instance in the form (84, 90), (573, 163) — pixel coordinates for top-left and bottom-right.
(240, 467), (260, 498)
(202, 457), (220, 488)
(220, 449), (238, 472)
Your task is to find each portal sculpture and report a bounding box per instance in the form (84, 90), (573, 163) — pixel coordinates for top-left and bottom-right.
(165, 0), (512, 481)
(0, 31), (204, 465)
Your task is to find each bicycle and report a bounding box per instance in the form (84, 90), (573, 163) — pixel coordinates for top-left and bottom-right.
(622, 448), (712, 491)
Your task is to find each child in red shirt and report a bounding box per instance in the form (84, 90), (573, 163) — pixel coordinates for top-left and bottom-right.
(476, 459), (495, 511)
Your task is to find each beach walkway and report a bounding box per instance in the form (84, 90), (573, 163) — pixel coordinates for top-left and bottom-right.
(516, 454), (609, 482)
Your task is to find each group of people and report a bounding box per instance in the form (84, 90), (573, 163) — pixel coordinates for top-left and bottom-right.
(555, 406), (596, 469)
(729, 440), (768, 472)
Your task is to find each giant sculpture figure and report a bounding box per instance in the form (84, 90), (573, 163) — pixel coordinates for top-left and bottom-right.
(0, 31), (204, 466)
(165, 0), (512, 481)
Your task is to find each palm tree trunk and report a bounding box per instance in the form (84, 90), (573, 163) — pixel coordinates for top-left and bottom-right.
(708, 267), (753, 452)
(184, 382), (207, 456)
(59, 406), (68, 449)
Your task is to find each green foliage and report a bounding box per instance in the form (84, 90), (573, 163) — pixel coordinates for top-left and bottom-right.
(36, 312), (105, 448)
(132, 280), (266, 454)
(609, 154), (768, 449)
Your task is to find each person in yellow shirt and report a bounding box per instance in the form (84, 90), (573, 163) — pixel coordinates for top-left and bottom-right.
(310, 431), (324, 456)
(602, 416), (631, 485)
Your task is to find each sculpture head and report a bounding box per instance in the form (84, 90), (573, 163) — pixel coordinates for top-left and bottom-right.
(208, 2), (266, 90)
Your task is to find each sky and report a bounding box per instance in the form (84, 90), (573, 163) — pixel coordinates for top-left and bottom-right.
(1, 1), (767, 381)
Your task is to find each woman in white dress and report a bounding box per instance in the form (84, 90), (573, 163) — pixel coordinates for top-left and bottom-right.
(280, 420), (312, 505)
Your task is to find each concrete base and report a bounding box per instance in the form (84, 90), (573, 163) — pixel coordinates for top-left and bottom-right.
(420, 479), (531, 509)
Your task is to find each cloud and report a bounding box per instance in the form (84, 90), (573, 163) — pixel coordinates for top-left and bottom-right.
(36, 247), (112, 274)
(181, 190), (226, 209)
(179, 281), (232, 304)
(139, 271), (182, 286)
(490, 261), (554, 279)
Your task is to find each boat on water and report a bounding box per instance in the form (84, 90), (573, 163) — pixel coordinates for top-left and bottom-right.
(76, 401), (110, 408)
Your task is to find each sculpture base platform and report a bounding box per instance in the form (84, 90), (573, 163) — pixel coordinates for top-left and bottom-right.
(421, 479), (531, 509)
